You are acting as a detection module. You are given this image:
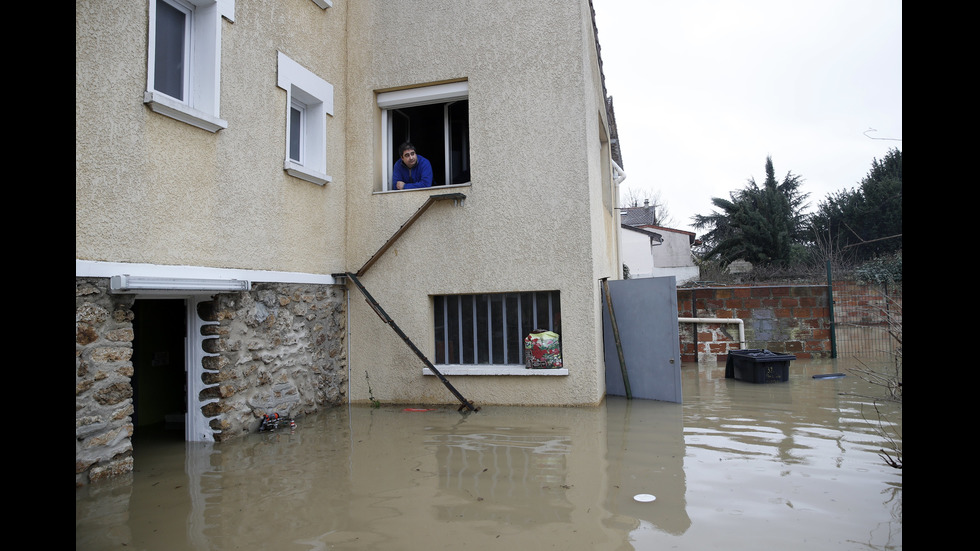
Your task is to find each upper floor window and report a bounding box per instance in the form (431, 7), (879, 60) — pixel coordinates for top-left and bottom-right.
(378, 82), (470, 191)
(277, 51), (334, 186)
(144, 0), (231, 132)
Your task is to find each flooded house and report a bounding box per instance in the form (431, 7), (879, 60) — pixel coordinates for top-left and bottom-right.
(76, 0), (625, 484)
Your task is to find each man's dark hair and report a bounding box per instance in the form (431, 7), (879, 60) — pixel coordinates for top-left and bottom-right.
(398, 141), (416, 157)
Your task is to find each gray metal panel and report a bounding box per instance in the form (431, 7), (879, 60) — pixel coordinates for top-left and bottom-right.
(602, 277), (682, 403)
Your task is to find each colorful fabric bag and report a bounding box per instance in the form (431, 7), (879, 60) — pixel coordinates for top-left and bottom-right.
(524, 329), (563, 369)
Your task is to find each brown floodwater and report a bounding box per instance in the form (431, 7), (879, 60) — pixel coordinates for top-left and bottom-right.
(76, 358), (901, 550)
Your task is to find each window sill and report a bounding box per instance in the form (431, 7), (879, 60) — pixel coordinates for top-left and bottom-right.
(376, 182), (471, 194)
(424, 365), (568, 376)
(143, 90), (228, 133)
(284, 160), (331, 186)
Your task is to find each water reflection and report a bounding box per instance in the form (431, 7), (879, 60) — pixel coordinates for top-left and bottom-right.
(77, 358), (901, 550)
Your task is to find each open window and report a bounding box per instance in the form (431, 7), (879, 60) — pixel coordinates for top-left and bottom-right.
(378, 82), (470, 191)
(144, 0), (231, 132)
(433, 291), (561, 366)
(277, 51), (334, 185)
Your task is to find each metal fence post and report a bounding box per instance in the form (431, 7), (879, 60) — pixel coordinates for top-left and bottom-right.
(826, 260), (837, 359)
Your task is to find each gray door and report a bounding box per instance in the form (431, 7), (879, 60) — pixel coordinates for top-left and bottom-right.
(602, 277), (682, 403)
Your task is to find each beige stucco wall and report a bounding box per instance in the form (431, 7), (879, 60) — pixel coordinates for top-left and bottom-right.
(76, 0), (620, 409)
(343, 1), (619, 407)
(75, 0), (348, 276)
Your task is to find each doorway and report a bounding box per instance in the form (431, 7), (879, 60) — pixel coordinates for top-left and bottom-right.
(131, 299), (188, 442)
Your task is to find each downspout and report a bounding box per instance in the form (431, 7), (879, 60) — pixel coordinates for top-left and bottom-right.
(678, 317), (746, 349)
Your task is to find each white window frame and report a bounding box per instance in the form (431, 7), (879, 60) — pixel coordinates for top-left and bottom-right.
(144, 0), (233, 133)
(378, 81), (470, 191)
(277, 51), (334, 186)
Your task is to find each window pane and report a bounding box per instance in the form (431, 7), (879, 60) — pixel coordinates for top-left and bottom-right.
(154, 0), (186, 100)
(505, 294), (521, 364)
(289, 105), (303, 162)
(521, 292), (536, 336)
(475, 295), (489, 364)
(446, 295), (459, 363)
(460, 295), (474, 364)
(434, 296), (446, 364)
(448, 100), (470, 184)
(490, 295), (504, 364)
(535, 292), (551, 331)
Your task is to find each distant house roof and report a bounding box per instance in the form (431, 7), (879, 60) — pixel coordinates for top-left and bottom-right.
(621, 200), (698, 246)
(621, 224), (663, 244)
(638, 225), (697, 246)
(621, 201), (657, 226)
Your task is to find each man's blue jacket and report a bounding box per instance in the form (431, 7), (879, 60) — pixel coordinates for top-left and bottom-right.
(393, 155), (434, 189)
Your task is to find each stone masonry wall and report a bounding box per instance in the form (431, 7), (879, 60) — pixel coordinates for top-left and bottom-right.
(76, 278), (347, 486)
(76, 279), (137, 485)
(676, 285), (831, 363)
(200, 283), (347, 441)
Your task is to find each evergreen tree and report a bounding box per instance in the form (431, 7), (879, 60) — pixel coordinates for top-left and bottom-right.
(810, 148), (902, 261)
(693, 156), (809, 267)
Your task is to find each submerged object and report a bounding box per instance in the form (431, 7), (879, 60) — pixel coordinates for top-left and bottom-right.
(726, 349), (796, 383)
(812, 373), (846, 379)
(259, 412), (296, 431)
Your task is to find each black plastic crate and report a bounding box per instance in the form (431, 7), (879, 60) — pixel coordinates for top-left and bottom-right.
(725, 349), (796, 383)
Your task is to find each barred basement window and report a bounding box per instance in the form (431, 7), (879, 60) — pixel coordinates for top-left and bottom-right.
(433, 291), (561, 365)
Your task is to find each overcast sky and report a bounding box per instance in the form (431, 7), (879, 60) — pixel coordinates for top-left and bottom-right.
(592, 0), (902, 235)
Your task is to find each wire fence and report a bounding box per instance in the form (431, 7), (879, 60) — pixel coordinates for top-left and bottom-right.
(831, 279), (902, 358)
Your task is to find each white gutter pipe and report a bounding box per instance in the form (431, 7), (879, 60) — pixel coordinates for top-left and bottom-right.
(678, 317), (746, 348)
(612, 160), (626, 185)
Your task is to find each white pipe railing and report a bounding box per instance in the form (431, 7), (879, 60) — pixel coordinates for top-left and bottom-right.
(678, 317), (746, 348)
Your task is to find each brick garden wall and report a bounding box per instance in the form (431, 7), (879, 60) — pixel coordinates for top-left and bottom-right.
(676, 285), (831, 363)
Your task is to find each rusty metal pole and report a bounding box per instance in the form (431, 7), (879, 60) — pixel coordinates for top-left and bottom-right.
(601, 278), (632, 399)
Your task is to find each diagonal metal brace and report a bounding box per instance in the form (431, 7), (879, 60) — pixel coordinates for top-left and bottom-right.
(357, 193), (466, 277)
(345, 272), (478, 412)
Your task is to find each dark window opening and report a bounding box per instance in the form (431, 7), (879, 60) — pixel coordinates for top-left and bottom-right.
(433, 291), (561, 365)
(389, 100), (470, 188)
